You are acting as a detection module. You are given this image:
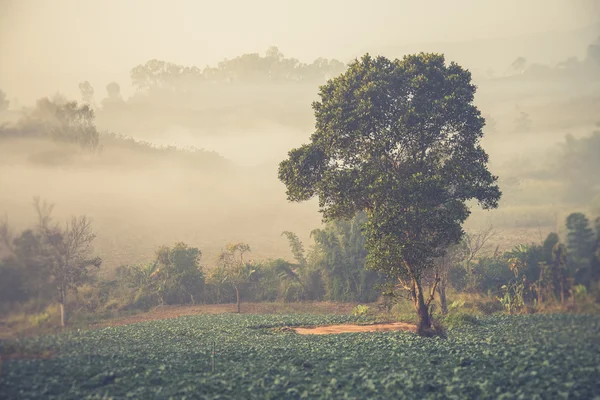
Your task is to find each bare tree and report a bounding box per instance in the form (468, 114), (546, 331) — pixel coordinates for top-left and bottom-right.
(464, 226), (496, 269)
(34, 197), (102, 326)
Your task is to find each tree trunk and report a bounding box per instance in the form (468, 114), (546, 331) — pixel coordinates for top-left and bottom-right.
(59, 301), (66, 327)
(235, 285), (240, 313)
(560, 280), (565, 305)
(538, 269), (543, 305)
(412, 278), (432, 336)
(58, 289), (67, 327)
(438, 279), (448, 315)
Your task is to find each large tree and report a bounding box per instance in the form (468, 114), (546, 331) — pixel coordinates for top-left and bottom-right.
(278, 53), (500, 335)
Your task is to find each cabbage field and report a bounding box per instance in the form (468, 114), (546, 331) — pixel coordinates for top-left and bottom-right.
(1, 314), (599, 399)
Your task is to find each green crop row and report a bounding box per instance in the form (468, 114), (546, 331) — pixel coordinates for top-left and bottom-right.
(1, 314), (599, 399)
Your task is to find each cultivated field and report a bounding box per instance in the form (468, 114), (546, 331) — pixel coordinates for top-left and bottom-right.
(1, 313), (599, 399)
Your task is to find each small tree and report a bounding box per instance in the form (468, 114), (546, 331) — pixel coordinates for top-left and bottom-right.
(565, 212), (595, 284)
(34, 197), (101, 326)
(218, 243), (254, 313)
(279, 53), (501, 335)
(152, 243), (204, 305)
(277, 233), (308, 301)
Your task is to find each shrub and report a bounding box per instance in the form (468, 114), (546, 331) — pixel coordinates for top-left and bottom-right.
(27, 312), (51, 327)
(448, 266), (468, 292)
(102, 298), (121, 312)
(131, 288), (157, 311)
(351, 304), (370, 317)
(443, 312), (479, 329)
(572, 285), (588, 304)
(447, 300), (465, 313)
(476, 299), (504, 315)
(431, 317), (448, 338)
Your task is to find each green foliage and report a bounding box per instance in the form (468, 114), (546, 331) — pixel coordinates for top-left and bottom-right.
(152, 242), (204, 305)
(566, 212), (596, 284)
(470, 256), (513, 294)
(281, 231), (307, 267)
(542, 233), (560, 263)
(475, 298), (505, 315)
(572, 284), (588, 304)
(443, 312), (479, 329)
(27, 311), (51, 327)
(351, 304), (370, 317)
(309, 212), (380, 302)
(498, 279), (527, 314)
(279, 53), (500, 333)
(218, 242), (255, 312)
(447, 263), (468, 292)
(1, 314), (599, 399)
(447, 300), (465, 313)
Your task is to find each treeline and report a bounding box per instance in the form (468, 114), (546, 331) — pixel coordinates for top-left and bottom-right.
(94, 47), (348, 135)
(0, 205), (381, 325)
(130, 46), (347, 92)
(434, 212), (600, 314)
(2, 197), (599, 326)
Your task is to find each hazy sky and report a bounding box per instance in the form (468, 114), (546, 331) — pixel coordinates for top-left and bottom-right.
(1, 0), (599, 104)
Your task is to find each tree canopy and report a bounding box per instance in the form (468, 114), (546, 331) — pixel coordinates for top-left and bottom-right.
(279, 53), (501, 334)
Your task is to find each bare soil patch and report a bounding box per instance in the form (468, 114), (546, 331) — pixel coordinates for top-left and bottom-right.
(294, 322), (416, 335)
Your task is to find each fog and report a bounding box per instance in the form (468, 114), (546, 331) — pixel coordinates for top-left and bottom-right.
(2, 0), (599, 103)
(1, 0), (600, 272)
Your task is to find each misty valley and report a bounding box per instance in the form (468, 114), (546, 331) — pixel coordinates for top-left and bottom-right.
(1, 3), (600, 399)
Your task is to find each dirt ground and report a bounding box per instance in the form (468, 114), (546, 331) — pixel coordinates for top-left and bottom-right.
(294, 322), (416, 335)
